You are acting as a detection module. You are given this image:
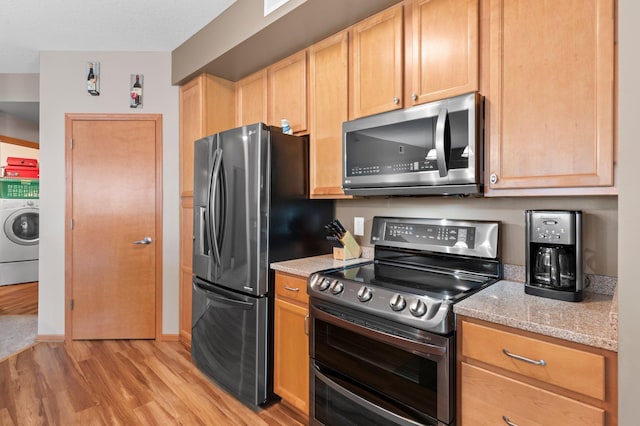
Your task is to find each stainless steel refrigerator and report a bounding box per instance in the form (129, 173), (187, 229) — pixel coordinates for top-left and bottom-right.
(191, 123), (334, 408)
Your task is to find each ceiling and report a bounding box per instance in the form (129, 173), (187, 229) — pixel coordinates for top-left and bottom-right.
(0, 0), (237, 123)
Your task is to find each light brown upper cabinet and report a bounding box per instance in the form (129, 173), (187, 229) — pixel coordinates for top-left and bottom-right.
(485, 0), (615, 195)
(405, 0), (479, 106)
(179, 73), (235, 347)
(236, 69), (268, 127)
(309, 31), (350, 199)
(267, 50), (309, 134)
(349, 3), (404, 119)
(180, 74), (236, 195)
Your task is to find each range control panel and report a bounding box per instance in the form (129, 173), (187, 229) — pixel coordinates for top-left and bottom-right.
(370, 216), (499, 260)
(385, 222), (476, 249)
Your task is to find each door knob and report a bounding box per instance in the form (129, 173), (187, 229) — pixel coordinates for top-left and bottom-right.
(132, 236), (153, 245)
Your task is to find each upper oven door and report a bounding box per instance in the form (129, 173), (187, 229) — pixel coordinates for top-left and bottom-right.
(310, 300), (454, 426)
(342, 92), (482, 196)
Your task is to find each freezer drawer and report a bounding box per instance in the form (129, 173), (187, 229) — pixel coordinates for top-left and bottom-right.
(191, 277), (270, 407)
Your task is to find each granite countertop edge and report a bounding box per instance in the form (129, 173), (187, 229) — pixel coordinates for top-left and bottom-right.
(454, 280), (618, 352)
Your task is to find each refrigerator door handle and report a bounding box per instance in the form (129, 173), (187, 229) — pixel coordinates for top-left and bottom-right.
(209, 147), (223, 266)
(194, 282), (255, 310)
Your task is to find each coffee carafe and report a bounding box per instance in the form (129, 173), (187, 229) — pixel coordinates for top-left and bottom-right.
(525, 210), (583, 302)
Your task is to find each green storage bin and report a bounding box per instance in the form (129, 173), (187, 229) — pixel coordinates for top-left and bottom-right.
(0, 178), (40, 198)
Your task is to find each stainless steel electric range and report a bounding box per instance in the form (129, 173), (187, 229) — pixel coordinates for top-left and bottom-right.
(308, 216), (501, 426)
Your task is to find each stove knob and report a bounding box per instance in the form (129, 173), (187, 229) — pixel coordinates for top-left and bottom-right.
(409, 300), (427, 317)
(318, 278), (331, 291)
(330, 281), (344, 295)
(357, 286), (373, 302)
(389, 294), (406, 311)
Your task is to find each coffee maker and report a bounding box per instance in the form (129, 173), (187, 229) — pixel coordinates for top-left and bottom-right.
(525, 210), (583, 302)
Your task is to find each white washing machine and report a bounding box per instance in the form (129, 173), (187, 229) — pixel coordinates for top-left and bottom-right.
(0, 198), (39, 286)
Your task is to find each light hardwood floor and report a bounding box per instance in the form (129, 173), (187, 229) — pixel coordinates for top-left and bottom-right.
(0, 340), (307, 425)
(0, 282), (38, 315)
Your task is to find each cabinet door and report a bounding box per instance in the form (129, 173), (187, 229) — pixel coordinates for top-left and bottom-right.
(486, 0), (615, 193)
(180, 74), (236, 195)
(406, 0), (478, 105)
(349, 3), (404, 119)
(461, 363), (604, 426)
(268, 50), (308, 134)
(179, 199), (193, 347)
(236, 69), (268, 127)
(274, 297), (309, 415)
(179, 74), (235, 347)
(309, 31), (351, 198)
(180, 76), (206, 196)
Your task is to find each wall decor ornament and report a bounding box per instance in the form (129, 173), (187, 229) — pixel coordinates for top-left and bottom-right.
(130, 74), (143, 108)
(87, 62), (100, 96)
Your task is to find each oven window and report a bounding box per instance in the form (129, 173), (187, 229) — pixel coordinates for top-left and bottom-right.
(314, 318), (442, 422)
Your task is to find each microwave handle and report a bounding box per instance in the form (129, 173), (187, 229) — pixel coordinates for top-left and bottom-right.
(435, 108), (449, 177)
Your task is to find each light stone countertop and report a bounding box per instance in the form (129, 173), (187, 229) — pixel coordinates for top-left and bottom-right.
(454, 280), (618, 352)
(271, 252), (618, 352)
(270, 247), (374, 278)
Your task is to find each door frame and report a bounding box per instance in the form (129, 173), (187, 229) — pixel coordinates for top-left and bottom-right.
(64, 113), (163, 341)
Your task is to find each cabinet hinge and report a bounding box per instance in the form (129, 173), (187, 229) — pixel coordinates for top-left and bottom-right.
(70, 138), (73, 149)
(70, 218), (74, 229)
(69, 299), (74, 311)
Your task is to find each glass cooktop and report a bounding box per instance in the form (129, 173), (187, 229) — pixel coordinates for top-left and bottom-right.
(325, 261), (496, 303)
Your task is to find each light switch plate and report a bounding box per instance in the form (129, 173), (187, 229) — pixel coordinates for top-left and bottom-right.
(354, 217), (364, 236)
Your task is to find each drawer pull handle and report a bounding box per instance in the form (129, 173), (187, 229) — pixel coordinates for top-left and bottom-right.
(502, 348), (547, 366)
(284, 286), (300, 292)
(502, 415), (519, 426)
(304, 314), (309, 336)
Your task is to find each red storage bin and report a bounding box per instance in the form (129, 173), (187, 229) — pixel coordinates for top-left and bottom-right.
(6, 157), (38, 167)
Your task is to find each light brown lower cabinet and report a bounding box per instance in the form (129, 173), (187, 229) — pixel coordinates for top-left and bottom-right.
(273, 272), (309, 415)
(458, 316), (617, 426)
(461, 363), (604, 425)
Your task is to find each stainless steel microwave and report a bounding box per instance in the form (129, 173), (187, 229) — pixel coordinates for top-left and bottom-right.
(342, 92), (483, 196)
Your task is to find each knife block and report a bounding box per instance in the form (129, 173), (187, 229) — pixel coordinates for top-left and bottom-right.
(333, 231), (361, 260)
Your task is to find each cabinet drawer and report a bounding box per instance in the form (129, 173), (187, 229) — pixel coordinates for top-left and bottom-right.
(275, 272), (308, 305)
(461, 363), (604, 426)
(461, 320), (605, 400)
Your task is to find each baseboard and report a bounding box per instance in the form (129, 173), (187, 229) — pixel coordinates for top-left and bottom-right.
(36, 334), (65, 342)
(179, 330), (191, 350)
(159, 334), (180, 342)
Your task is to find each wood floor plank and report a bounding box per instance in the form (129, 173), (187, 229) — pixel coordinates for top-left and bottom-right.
(0, 282), (38, 315)
(0, 340), (309, 425)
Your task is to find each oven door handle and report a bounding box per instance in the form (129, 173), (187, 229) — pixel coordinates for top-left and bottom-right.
(311, 305), (447, 357)
(313, 367), (426, 426)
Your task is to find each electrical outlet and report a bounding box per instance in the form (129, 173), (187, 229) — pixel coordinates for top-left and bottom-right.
(354, 217), (365, 236)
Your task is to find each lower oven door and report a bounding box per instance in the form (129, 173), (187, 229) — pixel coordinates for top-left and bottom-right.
(310, 300), (454, 426)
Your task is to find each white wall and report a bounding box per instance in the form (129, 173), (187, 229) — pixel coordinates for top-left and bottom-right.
(38, 51), (180, 336)
(617, 0), (639, 422)
(0, 74), (39, 101)
(0, 112), (39, 142)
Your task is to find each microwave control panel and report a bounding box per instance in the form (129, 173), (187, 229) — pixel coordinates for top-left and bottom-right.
(349, 160), (438, 176)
